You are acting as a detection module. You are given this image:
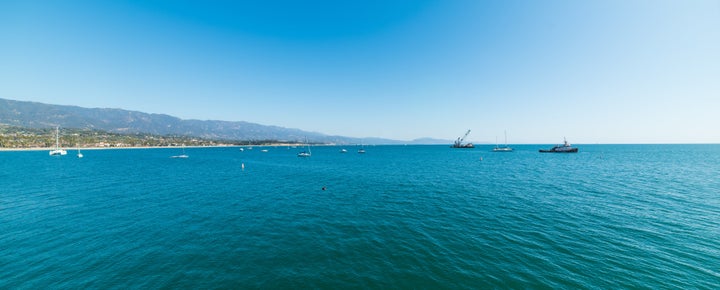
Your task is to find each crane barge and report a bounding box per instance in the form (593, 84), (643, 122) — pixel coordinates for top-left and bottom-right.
(451, 129), (474, 148)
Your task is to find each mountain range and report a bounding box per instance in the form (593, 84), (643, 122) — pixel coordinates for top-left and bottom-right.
(0, 98), (450, 144)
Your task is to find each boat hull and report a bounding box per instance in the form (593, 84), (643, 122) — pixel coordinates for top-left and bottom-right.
(539, 148), (578, 153)
(493, 147), (513, 152)
(49, 149), (67, 156)
(540, 138), (578, 153)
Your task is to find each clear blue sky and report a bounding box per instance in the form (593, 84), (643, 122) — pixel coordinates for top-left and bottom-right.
(1, 0), (718, 143)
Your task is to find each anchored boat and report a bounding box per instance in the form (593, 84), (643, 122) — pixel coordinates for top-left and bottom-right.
(49, 127), (67, 156)
(539, 138), (578, 153)
(451, 130), (474, 148)
(297, 138), (311, 157)
(492, 130), (513, 152)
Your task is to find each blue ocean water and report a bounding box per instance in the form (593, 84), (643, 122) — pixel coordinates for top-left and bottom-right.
(1, 145), (719, 288)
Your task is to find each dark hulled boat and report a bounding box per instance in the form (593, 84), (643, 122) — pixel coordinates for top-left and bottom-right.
(451, 129), (474, 148)
(539, 138), (578, 153)
(452, 142), (474, 148)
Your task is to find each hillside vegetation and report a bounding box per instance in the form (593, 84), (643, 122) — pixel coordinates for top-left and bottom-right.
(0, 125), (284, 148)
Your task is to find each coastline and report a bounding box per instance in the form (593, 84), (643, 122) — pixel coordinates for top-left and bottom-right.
(0, 145), (242, 152)
(0, 143), (328, 152)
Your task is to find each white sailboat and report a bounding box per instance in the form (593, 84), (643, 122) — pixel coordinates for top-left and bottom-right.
(171, 145), (189, 158)
(297, 138), (311, 157)
(492, 130), (513, 152)
(358, 140), (366, 154)
(49, 127), (67, 156)
(77, 147), (83, 158)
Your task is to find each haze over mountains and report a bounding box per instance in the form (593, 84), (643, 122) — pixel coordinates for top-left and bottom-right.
(0, 98), (448, 144)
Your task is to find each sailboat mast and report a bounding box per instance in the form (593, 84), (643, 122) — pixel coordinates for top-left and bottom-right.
(56, 127), (60, 149)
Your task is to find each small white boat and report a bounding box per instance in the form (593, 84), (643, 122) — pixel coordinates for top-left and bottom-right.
(297, 138), (311, 157)
(492, 131), (513, 152)
(77, 147), (83, 158)
(171, 145), (189, 158)
(49, 127), (67, 156)
(340, 149), (347, 153)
